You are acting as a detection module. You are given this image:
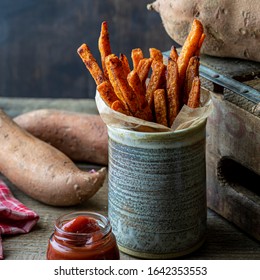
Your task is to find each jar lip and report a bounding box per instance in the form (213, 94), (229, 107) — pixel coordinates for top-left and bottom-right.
(107, 118), (206, 136)
(54, 211), (111, 237)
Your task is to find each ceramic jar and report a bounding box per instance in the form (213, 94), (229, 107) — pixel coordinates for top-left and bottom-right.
(107, 120), (207, 259)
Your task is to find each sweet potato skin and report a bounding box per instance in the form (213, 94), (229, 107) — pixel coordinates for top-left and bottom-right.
(148, 0), (260, 62)
(14, 109), (108, 165)
(0, 109), (106, 206)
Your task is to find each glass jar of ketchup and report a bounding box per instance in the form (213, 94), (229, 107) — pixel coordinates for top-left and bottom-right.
(46, 211), (120, 260)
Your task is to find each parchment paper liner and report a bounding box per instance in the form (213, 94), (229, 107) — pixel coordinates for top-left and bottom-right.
(95, 88), (212, 133)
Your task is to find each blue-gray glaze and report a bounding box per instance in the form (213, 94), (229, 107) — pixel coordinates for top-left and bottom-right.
(107, 122), (207, 258)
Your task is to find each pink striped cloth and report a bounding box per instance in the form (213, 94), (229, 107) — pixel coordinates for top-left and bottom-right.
(0, 180), (39, 259)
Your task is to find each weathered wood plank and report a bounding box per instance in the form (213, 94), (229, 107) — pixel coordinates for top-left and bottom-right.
(202, 56), (260, 241)
(206, 91), (260, 241)
(0, 97), (98, 118)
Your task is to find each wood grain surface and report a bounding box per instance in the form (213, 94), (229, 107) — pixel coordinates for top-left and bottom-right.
(1, 172), (260, 260)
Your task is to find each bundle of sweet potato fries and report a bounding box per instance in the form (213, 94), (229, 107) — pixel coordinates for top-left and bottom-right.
(77, 19), (205, 128)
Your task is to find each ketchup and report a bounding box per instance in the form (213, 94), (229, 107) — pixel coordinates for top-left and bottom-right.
(46, 211), (120, 260)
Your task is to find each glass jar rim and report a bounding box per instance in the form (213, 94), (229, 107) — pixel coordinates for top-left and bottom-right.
(54, 211), (111, 237)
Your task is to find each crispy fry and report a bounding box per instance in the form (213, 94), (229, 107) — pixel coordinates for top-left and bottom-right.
(150, 47), (164, 72)
(104, 54), (128, 109)
(127, 70), (146, 108)
(136, 58), (153, 85)
(97, 80), (119, 107)
(166, 58), (180, 127)
(149, 48), (163, 64)
(146, 61), (166, 109)
(169, 45), (178, 62)
(153, 89), (168, 127)
(105, 54), (139, 115)
(183, 56), (200, 105)
(98, 21), (112, 79)
(127, 70), (153, 121)
(119, 53), (131, 78)
(78, 20), (205, 127)
(177, 19), (204, 89)
(131, 48), (144, 70)
(111, 100), (131, 115)
(195, 33), (206, 56)
(187, 76), (201, 108)
(77, 43), (105, 85)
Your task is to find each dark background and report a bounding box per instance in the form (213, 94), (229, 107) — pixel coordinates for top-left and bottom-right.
(0, 0), (174, 99)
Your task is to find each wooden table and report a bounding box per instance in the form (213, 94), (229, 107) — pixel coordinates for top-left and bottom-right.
(1, 97), (260, 260)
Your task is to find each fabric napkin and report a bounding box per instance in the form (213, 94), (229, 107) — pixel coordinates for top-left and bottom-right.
(0, 179), (39, 260)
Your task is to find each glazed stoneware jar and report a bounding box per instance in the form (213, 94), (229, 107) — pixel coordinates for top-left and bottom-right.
(107, 119), (207, 259)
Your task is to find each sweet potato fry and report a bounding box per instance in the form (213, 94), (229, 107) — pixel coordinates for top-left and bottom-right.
(77, 20), (205, 128)
(183, 56), (200, 105)
(166, 58), (180, 127)
(119, 53), (131, 78)
(111, 100), (131, 115)
(187, 76), (201, 108)
(150, 47), (164, 72)
(169, 45), (178, 62)
(127, 70), (153, 121)
(153, 89), (168, 127)
(127, 70), (146, 107)
(97, 80), (119, 107)
(136, 58), (153, 85)
(104, 54), (128, 108)
(177, 19), (204, 89)
(105, 54), (139, 115)
(146, 61), (166, 109)
(195, 33), (206, 56)
(131, 48), (144, 70)
(77, 43), (105, 85)
(149, 48), (163, 64)
(98, 21), (112, 79)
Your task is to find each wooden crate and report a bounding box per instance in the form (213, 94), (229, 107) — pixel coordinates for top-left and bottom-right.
(200, 55), (260, 240)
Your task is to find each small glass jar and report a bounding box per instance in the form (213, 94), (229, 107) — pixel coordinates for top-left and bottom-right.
(46, 211), (120, 260)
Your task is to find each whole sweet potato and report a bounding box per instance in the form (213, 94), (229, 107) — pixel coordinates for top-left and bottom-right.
(14, 109), (108, 165)
(0, 109), (106, 206)
(148, 0), (260, 62)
